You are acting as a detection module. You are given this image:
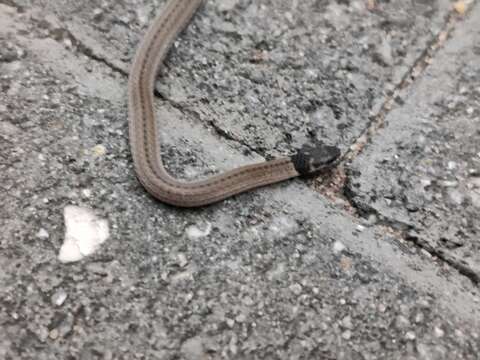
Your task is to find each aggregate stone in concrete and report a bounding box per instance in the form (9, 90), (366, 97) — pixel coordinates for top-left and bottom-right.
(347, 3), (480, 283)
(2, 0), (480, 359)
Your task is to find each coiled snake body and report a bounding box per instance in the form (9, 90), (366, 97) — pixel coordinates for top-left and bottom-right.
(128, 0), (340, 207)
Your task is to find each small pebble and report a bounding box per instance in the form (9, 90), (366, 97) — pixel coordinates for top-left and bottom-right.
(356, 225), (366, 232)
(333, 241), (346, 254)
(92, 144), (106, 157)
(51, 289), (68, 306)
(185, 222), (212, 240)
(342, 330), (352, 340)
(420, 179), (432, 188)
(176, 253), (188, 268)
(341, 315), (353, 329)
(434, 326), (445, 338)
(405, 331), (416, 340)
(447, 161), (457, 170)
(36, 228), (49, 240)
(439, 180), (458, 188)
(289, 283), (303, 295)
(414, 312), (425, 323)
(235, 314), (246, 323)
(454, 1), (466, 15)
(49, 329), (59, 340)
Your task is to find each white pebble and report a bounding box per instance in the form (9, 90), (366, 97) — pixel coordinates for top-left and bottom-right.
(420, 179), (432, 188)
(58, 206), (109, 263)
(92, 144), (106, 157)
(434, 326), (444, 338)
(405, 331), (416, 340)
(36, 228), (49, 240)
(447, 161), (457, 170)
(333, 241), (346, 254)
(51, 289), (68, 306)
(342, 330), (352, 340)
(186, 222), (212, 240)
(176, 253), (188, 268)
(289, 283), (303, 295)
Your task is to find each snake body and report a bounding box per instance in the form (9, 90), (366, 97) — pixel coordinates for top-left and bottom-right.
(128, 0), (340, 207)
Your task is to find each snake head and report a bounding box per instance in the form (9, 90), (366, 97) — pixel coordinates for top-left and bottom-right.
(291, 143), (341, 176)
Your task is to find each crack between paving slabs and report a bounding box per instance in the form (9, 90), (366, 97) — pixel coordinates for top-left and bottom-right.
(155, 93), (262, 156)
(342, 8), (465, 165)
(35, 13), (263, 156)
(334, 5), (480, 285)
(343, 180), (480, 285)
(25, 7), (129, 77)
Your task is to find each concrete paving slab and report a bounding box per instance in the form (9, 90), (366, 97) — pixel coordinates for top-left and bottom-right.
(347, 1), (480, 285)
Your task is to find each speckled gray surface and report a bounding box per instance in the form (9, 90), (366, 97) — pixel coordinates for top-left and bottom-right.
(347, 2), (480, 284)
(1, 0), (480, 359)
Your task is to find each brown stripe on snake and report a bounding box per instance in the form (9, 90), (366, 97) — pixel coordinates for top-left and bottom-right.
(128, 0), (340, 207)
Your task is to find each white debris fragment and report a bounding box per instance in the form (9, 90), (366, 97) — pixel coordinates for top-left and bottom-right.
(81, 189), (92, 198)
(51, 289), (68, 306)
(405, 331), (416, 340)
(356, 224), (366, 232)
(176, 253), (188, 268)
(434, 326), (445, 338)
(58, 206), (109, 263)
(333, 241), (346, 254)
(92, 144), (106, 157)
(420, 179), (432, 188)
(289, 283), (303, 296)
(185, 222), (212, 240)
(136, 7), (149, 26)
(342, 330), (352, 340)
(36, 228), (49, 239)
(447, 161), (457, 170)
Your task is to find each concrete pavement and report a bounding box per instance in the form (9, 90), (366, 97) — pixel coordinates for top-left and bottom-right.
(1, 0), (480, 359)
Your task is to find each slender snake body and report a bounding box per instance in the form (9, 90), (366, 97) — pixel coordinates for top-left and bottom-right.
(128, 0), (340, 207)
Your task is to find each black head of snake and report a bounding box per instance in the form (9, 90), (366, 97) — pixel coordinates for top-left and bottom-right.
(290, 143), (341, 176)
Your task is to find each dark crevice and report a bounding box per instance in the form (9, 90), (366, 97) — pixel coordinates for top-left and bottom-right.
(30, 12), (128, 76)
(35, 14), (254, 150)
(158, 94), (260, 156)
(74, 40), (129, 77)
(331, 6), (480, 285)
(405, 232), (480, 285)
(343, 178), (480, 285)
(0, 0), (23, 12)
(341, 8), (471, 165)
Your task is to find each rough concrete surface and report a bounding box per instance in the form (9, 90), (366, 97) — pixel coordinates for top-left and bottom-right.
(1, 0), (480, 359)
(347, 2), (480, 284)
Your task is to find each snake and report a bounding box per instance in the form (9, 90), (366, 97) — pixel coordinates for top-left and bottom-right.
(128, 0), (340, 207)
